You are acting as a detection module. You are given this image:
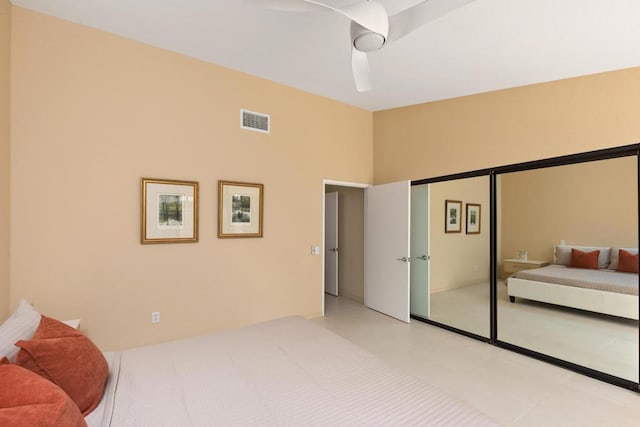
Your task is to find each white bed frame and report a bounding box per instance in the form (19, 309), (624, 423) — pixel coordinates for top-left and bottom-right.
(508, 277), (639, 320)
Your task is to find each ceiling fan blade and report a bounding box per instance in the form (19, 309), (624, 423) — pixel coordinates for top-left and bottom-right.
(387, 0), (476, 42)
(247, 0), (388, 37)
(326, 0), (389, 38)
(244, 0), (326, 13)
(351, 47), (372, 92)
(264, 0), (387, 38)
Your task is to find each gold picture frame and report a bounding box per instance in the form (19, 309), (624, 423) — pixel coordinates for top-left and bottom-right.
(218, 180), (264, 238)
(141, 178), (199, 244)
(466, 203), (481, 234)
(445, 200), (462, 233)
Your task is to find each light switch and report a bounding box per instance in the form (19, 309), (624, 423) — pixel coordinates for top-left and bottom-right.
(311, 246), (320, 255)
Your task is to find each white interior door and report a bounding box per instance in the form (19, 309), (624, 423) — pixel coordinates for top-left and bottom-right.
(325, 192), (338, 296)
(410, 184), (430, 318)
(365, 181), (410, 323)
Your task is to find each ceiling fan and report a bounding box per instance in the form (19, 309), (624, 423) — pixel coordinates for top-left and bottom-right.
(247, 0), (476, 92)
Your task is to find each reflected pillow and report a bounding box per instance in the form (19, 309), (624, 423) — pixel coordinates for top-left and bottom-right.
(569, 248), (600, 270)
(0, 364), (87, 427)
(617, 249), (639, 274)
(14, 316), (108, 416)
(555, 245), (610, 269)
(0, 299), (41, 361)
(608, 248), (638, 270)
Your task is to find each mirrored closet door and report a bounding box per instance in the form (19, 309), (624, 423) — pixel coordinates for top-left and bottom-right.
(410, 175), (491, 339)
(497, 155), (639, 383)
(408, 145), (639, 391)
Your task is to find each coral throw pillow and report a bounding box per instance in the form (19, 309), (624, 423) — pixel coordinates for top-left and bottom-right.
(570, 248), (600, 270)
(14, 315), (108, 416)
(0, 364), (87, 427)
(617, 249), (639, 273)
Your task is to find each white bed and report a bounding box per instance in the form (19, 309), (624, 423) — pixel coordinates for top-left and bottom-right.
(85, 316), (497, 426)
(507, 265), (639, 320)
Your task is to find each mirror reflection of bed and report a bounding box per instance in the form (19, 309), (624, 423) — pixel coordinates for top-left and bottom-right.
(499, 156), (639, 382)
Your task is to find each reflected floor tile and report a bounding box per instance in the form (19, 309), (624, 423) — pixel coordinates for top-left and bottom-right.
(431, 282), (638, 382)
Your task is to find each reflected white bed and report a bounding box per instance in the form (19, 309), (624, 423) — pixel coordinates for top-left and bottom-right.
(507, 265), (639, 320)
(86, 317), (497, 426)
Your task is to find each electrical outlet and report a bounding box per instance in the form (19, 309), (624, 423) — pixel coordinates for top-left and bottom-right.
(151, 311), (160, 324)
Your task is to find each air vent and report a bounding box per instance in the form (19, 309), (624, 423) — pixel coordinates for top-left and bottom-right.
(241, 109), (270, 134)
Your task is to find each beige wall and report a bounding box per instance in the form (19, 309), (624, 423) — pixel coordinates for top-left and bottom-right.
(500, 156), (637, 267)
(374, 67), (640, 184)
(429, 177), (490, 293)
(9, 7), (373, 350)
(0, 0), (10, 320)
(325, 185), (364, 303)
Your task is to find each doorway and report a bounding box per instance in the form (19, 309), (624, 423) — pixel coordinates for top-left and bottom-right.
(323, 181), (367, 314)
(323, 179), (430, 324)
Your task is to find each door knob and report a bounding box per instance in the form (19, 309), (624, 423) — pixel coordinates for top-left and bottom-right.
(396, 257), (410, 262)
(328, 248), (339, 252)
(416, 255), (428, 261)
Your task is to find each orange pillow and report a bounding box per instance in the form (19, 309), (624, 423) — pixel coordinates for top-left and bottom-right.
(617, 249), (639, 273)
(14, 316), (108, 416)
(570, 248), (600, 269)
(0, 364), (87, 427)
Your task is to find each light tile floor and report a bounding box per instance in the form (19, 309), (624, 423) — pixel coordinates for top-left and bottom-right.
(428, 281), (639, 382)
(313, 295), (640, 426)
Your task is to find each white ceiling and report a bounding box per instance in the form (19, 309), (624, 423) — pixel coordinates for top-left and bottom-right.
(10, 0), (640, 111)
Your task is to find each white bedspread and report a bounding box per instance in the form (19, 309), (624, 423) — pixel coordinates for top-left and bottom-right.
(88, 317), (497, 426)
(512, 265), (638, 295)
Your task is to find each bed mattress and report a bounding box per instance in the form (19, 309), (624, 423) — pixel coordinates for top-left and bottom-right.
(511, 265), (638, 296)
(86, 316), (497, 426)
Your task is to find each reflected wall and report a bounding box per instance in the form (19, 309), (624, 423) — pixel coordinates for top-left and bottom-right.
(500, 157), (637, 272)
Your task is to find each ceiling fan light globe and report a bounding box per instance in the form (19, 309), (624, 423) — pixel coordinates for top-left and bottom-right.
(353, 31), (385, 52)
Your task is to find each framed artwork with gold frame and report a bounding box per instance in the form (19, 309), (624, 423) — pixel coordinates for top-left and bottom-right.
(218, 180), (263, 238)
(141, 178), (199, 244)
(445, 199), (462, 233)
(466, 203), (481, 234)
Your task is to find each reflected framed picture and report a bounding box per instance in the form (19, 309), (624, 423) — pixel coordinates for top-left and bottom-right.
(466, 203), (481, 234)
(141, 178), (199, 244)
(218, 180), (263, 238)
(445, 200), (462, 233)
